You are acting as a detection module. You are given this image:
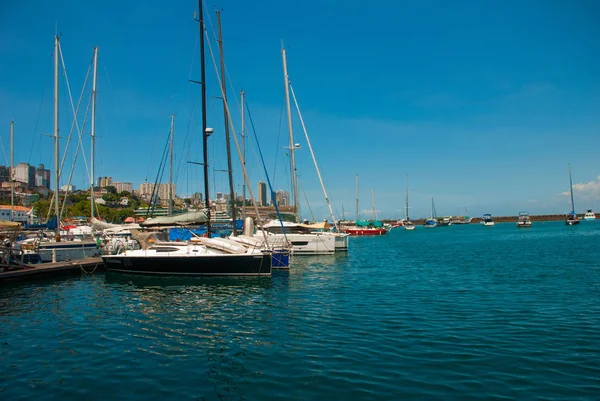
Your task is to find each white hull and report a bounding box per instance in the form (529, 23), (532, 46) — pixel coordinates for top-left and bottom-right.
(31, 242), (99, 263)
(255, 231), (335, 255)
(403, 224), (416, 231)
(481, 221), (495, 226)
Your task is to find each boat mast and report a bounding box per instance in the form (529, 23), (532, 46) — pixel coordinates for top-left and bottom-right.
(198, 0), (211, 236)
(54, 35), (61, 241)
(168, 113), (174, 216)
(90, 47), (98, 221)
(568, 162), (575, 214)
(241, 90), (246, 221)
(405, 174), (409, 220)
(281, 46), (299, 222)
(355, 173), (359, 221)
(371, 188), (375, 221)
(216, 11), (236, 234)
(10, 121), (14, 222)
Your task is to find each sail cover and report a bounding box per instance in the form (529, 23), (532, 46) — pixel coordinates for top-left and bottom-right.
(140, 210), (208, 227)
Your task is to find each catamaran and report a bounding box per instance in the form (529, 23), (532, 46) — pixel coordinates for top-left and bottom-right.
(565, 163), (580, 226)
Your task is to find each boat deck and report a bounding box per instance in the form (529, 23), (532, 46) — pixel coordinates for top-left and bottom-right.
(0, 257), (104, 282)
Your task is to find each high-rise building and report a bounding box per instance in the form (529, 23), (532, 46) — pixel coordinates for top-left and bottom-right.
(276, 190), (290, 207)
(258, 181), (267, 206)
(14, 163), (35, 187)
(158, 183), (175, 200)
(0, 166), (9, 183)
(99, 176), (113, 188)
(35, 164), (51, 188)
(139, 182), (175, 201)
(113, 182), (133, 193)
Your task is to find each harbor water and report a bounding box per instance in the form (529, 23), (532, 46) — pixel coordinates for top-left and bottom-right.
(1, 221), (600, 400)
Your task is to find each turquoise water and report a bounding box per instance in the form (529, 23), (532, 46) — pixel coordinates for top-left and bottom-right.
(2, 221), (600, 400)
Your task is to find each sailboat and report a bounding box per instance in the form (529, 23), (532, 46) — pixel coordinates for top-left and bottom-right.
(403, 175), (415, 231)
(19, 36), (98, 263)
(423, 197), (438, 228)
(565, 163), (580, 226)
(102, 1), (272, 276)
(254, 45), (337, 254)
(341, 178), (387, 235)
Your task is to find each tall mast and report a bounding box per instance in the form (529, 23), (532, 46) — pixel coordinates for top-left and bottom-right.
(90, 46), (98, 221)
(198, 0), (211, 236)
(371, 188), (375, 221)
(216, 10), (236, 234)
(568, 162), (575, 214)
(405, 174), (409, 220)
(281, 46), (299, 222)
(10, 121), (14, 222)
(289, 83), (339, 230)
(355, 173), (359, 222)
(54, 35), (61, 241)
(241, 90), (246, 221)
(169, 114), (174, 216)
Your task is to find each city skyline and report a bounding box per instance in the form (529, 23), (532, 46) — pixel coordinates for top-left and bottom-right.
(1, 1), (599, 219)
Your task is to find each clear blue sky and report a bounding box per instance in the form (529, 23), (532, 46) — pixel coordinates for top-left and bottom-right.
(1, 0), (599, 219)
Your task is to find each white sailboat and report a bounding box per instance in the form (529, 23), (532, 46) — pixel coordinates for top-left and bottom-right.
(403, 175), (415, 231)
(253, 45), (337, 254)
(565, 163), (580, 226)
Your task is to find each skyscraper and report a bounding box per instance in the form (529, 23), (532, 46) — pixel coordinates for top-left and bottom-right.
(258, 181), (267, 206)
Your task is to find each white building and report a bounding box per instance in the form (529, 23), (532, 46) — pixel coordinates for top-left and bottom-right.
(113, 182), (133, 193)
(0, 205), (35, 224)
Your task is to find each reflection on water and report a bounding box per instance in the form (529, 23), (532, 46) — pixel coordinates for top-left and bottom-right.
(1, 222), (599, 400)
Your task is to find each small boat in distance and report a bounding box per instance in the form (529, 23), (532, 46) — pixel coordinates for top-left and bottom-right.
(438, 216), (452, 227)
(565, 163), (580, 226)
(403, 174), (415, 231)
(584, 209), (596, 220)
(516, 211), (532, 228)
(480, 214), (495, 226)
(424, 197), (438, 228)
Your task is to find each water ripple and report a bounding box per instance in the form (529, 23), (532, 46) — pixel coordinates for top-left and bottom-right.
(1, 222), (600, 400)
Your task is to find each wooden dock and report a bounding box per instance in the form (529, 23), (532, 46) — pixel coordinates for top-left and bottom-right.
(0, 257), (104, 282)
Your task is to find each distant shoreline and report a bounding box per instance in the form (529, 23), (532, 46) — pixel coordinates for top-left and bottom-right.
(384, 214), (594, 224)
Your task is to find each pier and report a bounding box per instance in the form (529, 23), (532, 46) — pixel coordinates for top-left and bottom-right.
(0, 257), (104, 282)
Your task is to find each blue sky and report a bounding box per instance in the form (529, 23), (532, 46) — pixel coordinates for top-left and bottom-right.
(1, 0), (599, 219)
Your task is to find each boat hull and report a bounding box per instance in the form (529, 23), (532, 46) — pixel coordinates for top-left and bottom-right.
(341, 228), (387, 236)
(36, 242), (99, 263)
(255, 232), (336, 255)
(102, 253), (272, 276)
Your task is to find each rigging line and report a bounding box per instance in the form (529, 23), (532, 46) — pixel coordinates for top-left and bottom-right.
(271, 92), (286, 186)
(60, 94), (92, 220)
(202, 4), (242, 119)
(289, 83), (339, 230)
(0, 137), (7, 166)
(204, 28), (273, 247)
(28, 58), (51, 164)
(58, 46), (92, 182)
(147, 131), (170, 218)
(245, 98), (289, 242)
(297, 176), (315, 222)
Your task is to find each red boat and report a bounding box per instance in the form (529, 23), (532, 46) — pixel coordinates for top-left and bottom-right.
(341, 227), (387, 236)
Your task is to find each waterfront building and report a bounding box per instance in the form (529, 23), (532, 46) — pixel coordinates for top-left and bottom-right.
(258, 181), (267, 206)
